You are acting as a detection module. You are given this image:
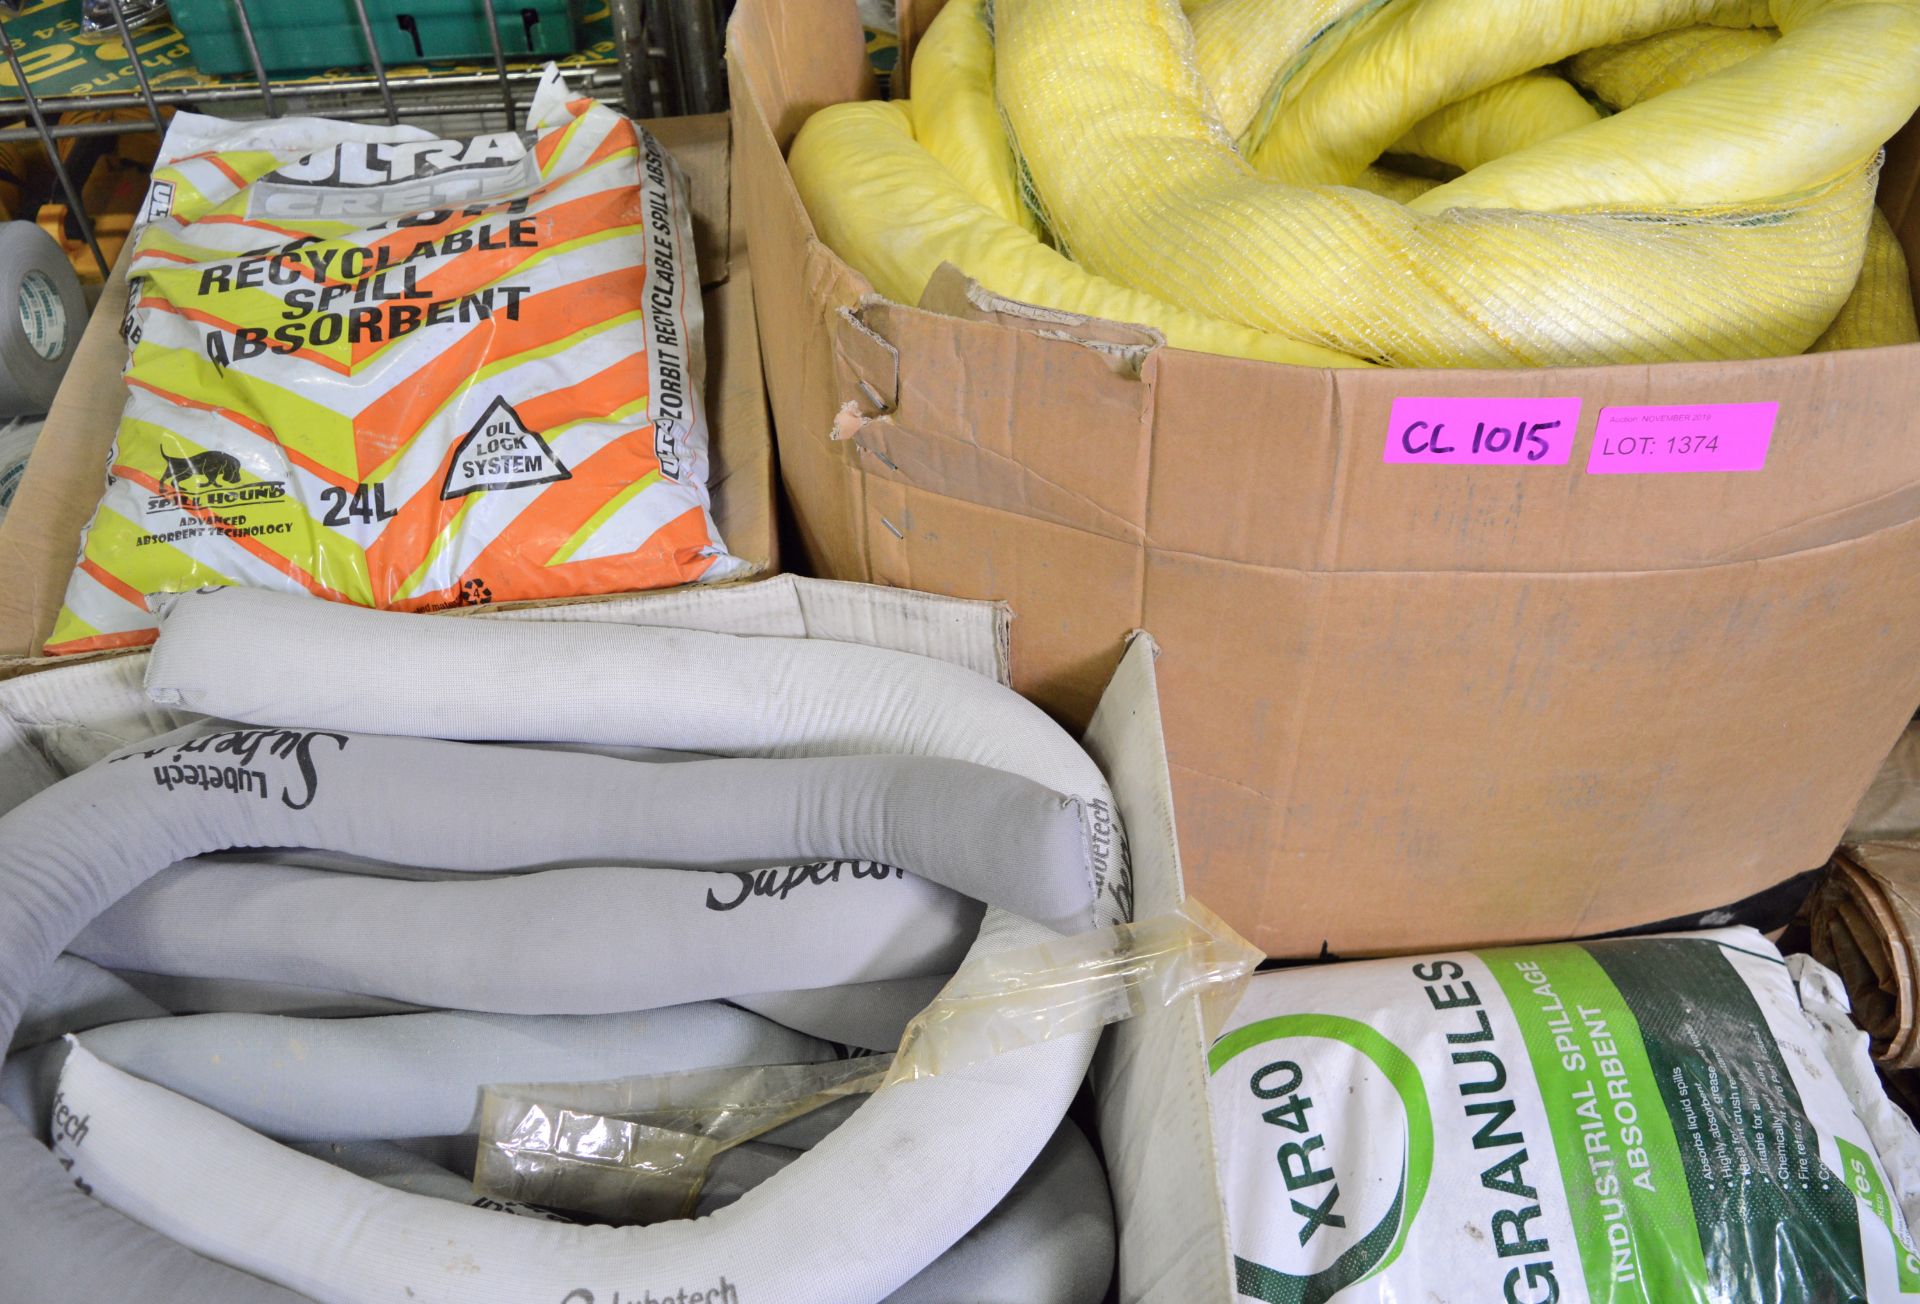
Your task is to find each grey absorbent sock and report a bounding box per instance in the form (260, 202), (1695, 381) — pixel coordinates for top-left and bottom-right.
(0, 589), (1115, 1304)
(105, 970), (426, 1020)
(291, 1120), (1113, 1304)
(72, 857), (982, 1018)
(0, 733), (1097, 1303)
(59, 1006), (837, 1141)
(98, 968), (952, 1052)
(10, 955), (168, 1052)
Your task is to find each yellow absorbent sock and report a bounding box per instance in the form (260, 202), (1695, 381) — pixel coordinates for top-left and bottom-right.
(1569, 25), (1780, 108)
(1387, 73), (1602, 175)
(1189, 0), (1601, 183)
(1401, 0), (1917, 216)
(1815, 213), (1920, 352)
(1352, 168), (1439, 203)
(789, 100), (1363, 367)
(1240, 0), (1774, 188)
(795, 0), (1919, 368)
(909, 0), (1044, 236)
(1560, 19), (1916, 351)
(992, 0), (1909, 366)
(1236, 0), (1774, 189)
(1183, 0), (1363, 140)
(1188, 0), (1600, 171)
(909, 0), (1519, 236)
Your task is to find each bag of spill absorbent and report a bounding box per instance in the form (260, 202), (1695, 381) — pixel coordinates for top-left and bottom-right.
(46, 65), (744, 655)
(1207, 928), (1920, 1303)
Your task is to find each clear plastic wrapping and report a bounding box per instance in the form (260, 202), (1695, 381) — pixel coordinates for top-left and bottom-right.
(885, 897), (1261, 1085)
(473, 1056), (890, 1222)
(472, 900), (1260, 1220)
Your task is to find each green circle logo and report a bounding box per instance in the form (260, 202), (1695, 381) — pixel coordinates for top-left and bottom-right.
(1209, 1015), (1434, 1304)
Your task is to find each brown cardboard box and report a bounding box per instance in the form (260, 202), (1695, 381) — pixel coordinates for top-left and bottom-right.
(730, 0), (1920, 957)
(0, 112), (775, 678)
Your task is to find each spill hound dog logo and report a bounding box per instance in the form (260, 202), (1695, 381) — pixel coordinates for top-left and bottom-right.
(160, 450), (243, 491)
(147, 450), (287, 519)
(1208, 1016), (1433, 1303)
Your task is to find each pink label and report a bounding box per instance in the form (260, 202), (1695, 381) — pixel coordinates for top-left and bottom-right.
(1383, 396), (1581, 466)
(1586, 402), (1777, 474)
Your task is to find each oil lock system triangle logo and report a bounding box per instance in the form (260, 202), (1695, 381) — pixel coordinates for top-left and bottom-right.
(441, 396), (572, 499)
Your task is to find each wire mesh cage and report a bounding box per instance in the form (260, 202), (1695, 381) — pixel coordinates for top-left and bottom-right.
(0, 0), (727, 279)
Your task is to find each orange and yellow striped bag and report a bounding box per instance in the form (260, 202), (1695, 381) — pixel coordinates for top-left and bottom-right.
(48, 66), (742, 656)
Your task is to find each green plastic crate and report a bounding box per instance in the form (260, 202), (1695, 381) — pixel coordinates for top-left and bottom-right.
(170, 0), (579, 77)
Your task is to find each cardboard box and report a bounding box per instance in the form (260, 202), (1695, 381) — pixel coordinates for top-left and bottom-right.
(730, 0), (1920, 958)
(0, 112), (776, 679)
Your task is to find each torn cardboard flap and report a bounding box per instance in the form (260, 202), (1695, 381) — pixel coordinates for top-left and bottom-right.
(853, 414), (1148, 544)
(831, 301), (901, 423)
(821, 282), (1160, 541)
(920, 262), (1165, 378)
(831, 295), (1158, 538)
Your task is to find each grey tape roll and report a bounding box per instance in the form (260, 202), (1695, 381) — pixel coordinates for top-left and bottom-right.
(0, 223), (81, 416)
(0, 415), (45, 522)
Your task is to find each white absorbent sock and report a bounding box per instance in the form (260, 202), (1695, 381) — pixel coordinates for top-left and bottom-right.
(4, 958), (168, 1145)
(73, 719), (1092, 936)
(301, 1123), (1115, 1303)
(297, 1122), (1115, 1303)
(70, 1065), (1117, 1304)
(689, 1119), (1115, 1304)
(106, 967), (942, 1055)
(55, 1035), (1095, 1304)
(74, 859), (982, 1016)
(2, 590), (1118, 1304)
(886, 1117), (1114, 1304)
(295, 1140), (577, 1222)
(7, 1004), (831, 1149)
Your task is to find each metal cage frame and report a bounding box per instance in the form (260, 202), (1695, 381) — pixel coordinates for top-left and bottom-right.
(0, 0), (725, 277)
